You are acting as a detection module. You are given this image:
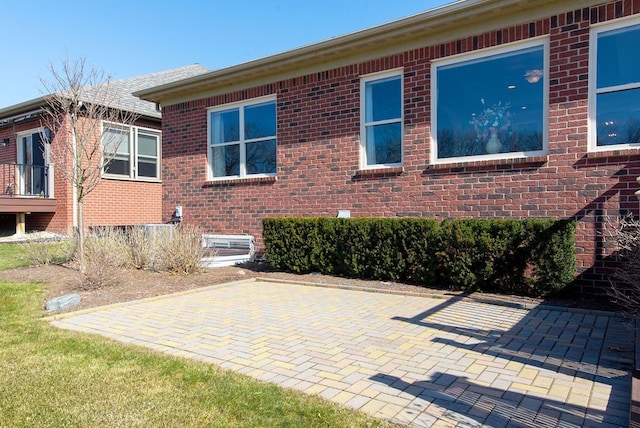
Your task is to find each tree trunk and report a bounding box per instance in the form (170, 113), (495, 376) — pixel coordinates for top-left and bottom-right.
(77, 199), (85, 273)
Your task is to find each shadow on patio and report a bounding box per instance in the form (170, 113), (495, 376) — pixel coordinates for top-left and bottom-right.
(371, 371), (626, 427)
(379, 296), (631, 426)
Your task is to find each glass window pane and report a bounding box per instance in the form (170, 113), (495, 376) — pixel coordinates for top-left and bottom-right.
(365, 76), (402, 122)
(138, 159), (157, 178)
(366, 123), (402, 165)
(245, 102), (276, 140)
(597, 24), (640, 88)
(104, 127), (130, 154)
(211, 109), (240, 144)
(246, 139), (277, 174)
(138, 133), (158, 157)
(105, 158), (129, 176)
(211, 144), (240, 177)
(436, 45), (544, 159)
(596, 88), (640, 146)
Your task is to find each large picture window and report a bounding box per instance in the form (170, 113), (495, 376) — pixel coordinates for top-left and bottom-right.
(432, 39), (547, 162)
(590, 17), (640, 150)
(103, 124), (160, 180)
(208, 97), (277, 179)
(361, 71), (403, 168)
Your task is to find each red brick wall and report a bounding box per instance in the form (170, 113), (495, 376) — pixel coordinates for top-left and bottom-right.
(0, 115), (162, 233)
(161, 0), (640, 293)
(83, 178), (162, 227)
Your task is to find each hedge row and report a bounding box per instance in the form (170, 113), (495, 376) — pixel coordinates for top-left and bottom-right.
(263, 217), (577, 297)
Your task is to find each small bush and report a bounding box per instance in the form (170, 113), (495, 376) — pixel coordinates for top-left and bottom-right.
(152, 224), (204, 274)
(125, 226), (155, 269)
(21, 239), (75, 266)
(77, 225), (205, 282)
(81, 227), (130, 289)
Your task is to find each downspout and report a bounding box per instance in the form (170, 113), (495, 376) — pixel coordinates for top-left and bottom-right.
(72, 124), (78, 230)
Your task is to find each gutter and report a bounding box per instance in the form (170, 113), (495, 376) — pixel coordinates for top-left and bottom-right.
(0, 107), (45, 128)
(134, 0), (605, 106)
(0, 97), (46, 123)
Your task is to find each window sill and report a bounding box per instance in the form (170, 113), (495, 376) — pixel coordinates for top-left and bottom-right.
(353, 166), (404, 178)
(102, 174), (161, 183)
(426, 155), (548, 172)
(586, 147), (640, 159)
(204, 175), (277, 186)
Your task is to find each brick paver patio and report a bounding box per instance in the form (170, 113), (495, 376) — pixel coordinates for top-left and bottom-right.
(50, 279), (631, 427)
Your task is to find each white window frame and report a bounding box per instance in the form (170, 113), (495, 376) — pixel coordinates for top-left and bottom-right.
(207, 95), (277, 181)
(102, 122), (161, 181)
(360, 69), (404, 169)
(588, 14), (640, 152)
(16, 127), (50, 196)
(16, 127), (48, 165)
(430, 37), (549, 164)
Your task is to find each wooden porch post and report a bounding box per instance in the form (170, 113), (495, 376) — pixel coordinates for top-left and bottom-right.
(15, 213), (25, 236)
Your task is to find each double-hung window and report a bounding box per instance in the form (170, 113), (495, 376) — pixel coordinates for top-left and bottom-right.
(103, 123), (160, 180)
(208, 97), (277, 179)
(361, 71), (403, 168)
(589, 17), (640, 150)
(431, 38), (548, 163)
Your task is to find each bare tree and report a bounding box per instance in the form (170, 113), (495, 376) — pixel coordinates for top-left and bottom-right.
(40, 57), (138, 272)
(603, 215), (640, 317)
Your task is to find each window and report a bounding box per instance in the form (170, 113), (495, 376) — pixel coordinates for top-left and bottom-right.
(16, 129), (47, 196)
(208, 97), (277, 179)
(103, 124), (160, 180)
(432, 39), (548, 163)
(590, 17), (640, 150)
(361, 71), (403, 168)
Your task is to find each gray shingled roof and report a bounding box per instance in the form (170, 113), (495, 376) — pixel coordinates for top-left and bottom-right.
(0, 64), (208, 122)
(82, 64), (209, 119)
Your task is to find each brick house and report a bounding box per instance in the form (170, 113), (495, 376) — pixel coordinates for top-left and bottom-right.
(136, 0), (640, 292)
(0, 64), (207, 235)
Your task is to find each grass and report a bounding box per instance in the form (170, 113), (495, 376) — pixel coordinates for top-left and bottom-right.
(0, 243), (29, 270)
(0, 247), (393, 427)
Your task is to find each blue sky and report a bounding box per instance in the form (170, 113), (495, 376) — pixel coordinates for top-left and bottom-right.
(0, 0), (453, 108)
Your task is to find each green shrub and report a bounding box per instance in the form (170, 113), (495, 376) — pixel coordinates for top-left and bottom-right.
(527, 218), (577, 295)
(396, 218), (440, 284)
(263, 217), (577, 297)
(436, 218), (576, 295)
(263, 218), (319, 273)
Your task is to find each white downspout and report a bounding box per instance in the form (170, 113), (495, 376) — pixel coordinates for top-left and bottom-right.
(72, 128), (78, 230)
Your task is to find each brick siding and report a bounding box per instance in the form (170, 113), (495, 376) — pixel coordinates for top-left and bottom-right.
(161, 0), (640, 293)
(0, 116), (161, 234)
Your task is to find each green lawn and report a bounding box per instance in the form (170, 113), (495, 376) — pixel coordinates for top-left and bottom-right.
(0, 243), (28, 270)
(0, 246), (394, 427)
